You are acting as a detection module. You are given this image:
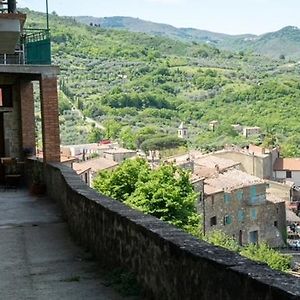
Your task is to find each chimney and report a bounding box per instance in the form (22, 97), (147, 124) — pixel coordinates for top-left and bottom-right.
(215, 164), (220, 173)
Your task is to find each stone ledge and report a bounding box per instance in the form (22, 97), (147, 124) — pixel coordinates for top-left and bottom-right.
(38, 161), (300, 300)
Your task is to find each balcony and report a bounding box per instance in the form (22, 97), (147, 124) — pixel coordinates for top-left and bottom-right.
(0, 28), (51, 65)
(0, 188), (130, 299)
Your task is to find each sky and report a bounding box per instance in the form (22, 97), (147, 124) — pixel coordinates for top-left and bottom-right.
(18, 0), (300, 35)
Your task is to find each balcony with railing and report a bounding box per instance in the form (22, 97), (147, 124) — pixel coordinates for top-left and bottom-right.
(0, 1), (51, 65)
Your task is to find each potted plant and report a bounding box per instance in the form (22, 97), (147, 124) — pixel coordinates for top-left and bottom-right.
(30, 160), (46, 196)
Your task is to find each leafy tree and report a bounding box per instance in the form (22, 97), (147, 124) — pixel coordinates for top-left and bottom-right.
(140, 136), (187, 152)
(125, 164), (201, 233)
(119, 126), (136, 150)
(103, 119), (122, 139)
(93, 158), (149, 202)
(94, 159), (201, 235)
(87, 127), (104, 143)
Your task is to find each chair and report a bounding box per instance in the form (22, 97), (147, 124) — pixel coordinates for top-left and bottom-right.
(1, 157), (21, 190)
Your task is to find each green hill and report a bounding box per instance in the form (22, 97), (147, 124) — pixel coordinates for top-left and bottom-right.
(24, 9), (300, 156)
(75, 16), (300, 59)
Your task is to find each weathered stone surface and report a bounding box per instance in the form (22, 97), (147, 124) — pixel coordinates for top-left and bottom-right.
(0, 189), (133, 300)
(33, 161), (300, 300)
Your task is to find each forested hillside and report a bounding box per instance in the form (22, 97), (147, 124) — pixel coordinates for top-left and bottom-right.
(25, 9), (300, 156)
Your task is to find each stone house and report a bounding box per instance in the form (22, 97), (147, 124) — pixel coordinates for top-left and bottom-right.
(242, 126), (261, 138)
(103, 148), (137, 163)
(273, 158), (300, 187)
(200, 169), (286, 247)
(73, 156), (118, 186)
(209, 120), (219, 132)
(212, 144), (279, 179)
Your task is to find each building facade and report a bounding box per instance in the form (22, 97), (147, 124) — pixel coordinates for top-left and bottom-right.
(0, 3), (60, 182)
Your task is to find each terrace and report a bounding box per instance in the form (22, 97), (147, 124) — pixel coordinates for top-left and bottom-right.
(0, 187), (131, 299)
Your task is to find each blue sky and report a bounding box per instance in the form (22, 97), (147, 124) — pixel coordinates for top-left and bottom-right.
(18, 0), (299, 35)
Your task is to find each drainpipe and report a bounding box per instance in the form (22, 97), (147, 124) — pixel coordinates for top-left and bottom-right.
(202, 188), (206, 236)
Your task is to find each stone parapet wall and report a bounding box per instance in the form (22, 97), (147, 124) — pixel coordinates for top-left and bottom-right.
(30, 161), (300, 300)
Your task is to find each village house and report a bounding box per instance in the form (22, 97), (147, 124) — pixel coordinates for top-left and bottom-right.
(273, 158), (300, 187)
(209, 120), (219, 132)
(60, 143), (116, 160)
(103, 147), (137, 163)
(198, 168), (286, 247)
(73, 156), (118, 186)
(243, 126), (261, 138)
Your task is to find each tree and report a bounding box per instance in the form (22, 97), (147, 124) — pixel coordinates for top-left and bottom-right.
(140, 136), (187, 152)
(279, 54), (285, 60)
(93, 159), (201, 235)
(87, 127), (104, 143)
(119, 126), (136, 150)
(93, 158), (149, 202)
(103, 119), (122, 139)
(125, 163), (201, 234)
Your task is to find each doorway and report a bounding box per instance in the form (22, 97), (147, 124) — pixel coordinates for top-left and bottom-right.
(239, 230), (243, 246)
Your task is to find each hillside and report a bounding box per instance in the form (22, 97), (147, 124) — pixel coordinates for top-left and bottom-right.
(24, 9), (300, 156)
(75, 16), (300, 59)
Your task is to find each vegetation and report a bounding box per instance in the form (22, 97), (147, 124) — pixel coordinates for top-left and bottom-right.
(94, 159), (291, 272)
(93, 158), (201, 235)
(76, 17), (300, 60)
(26, 9), (300, 154)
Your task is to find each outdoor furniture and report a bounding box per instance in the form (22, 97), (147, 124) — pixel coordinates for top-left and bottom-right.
(0, 157), (22, 190)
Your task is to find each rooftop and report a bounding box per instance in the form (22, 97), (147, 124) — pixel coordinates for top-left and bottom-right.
(205, 169), (265, 194)
(194, 155), (240, 170)
(104, 148), (137, 154)
(73, 157), (118, 174)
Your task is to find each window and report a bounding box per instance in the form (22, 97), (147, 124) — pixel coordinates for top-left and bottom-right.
(286, 171), (292, 178)
(224, 193), (231, 204)
(236, 190), (243, 201)
(274, 221), (278, 228)
(238, 210), (245, 222)
(224, 215), (232, 225)
(0, 86), (12, 107)
(249, 230), (258, 244)
(210, 216), (217, 226)
(250, 208), (257, 220)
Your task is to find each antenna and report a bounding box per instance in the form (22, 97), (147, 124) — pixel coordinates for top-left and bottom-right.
(46, 0), (49, 30)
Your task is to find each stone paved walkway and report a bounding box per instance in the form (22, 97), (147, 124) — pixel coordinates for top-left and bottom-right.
(0, 189), (134, 300)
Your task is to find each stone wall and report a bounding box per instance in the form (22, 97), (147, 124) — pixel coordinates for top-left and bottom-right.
(30, 161), (300, 300)
(213, 151), (272, 179)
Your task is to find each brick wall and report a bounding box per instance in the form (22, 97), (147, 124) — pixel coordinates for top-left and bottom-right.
(24, 161), (300, 300)
(20, 80), (35, 154)
(39, 76), (60, 162)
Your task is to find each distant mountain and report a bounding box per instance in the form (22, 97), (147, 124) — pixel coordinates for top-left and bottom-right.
(74, 16), (251, 45)
(74, 16), (300, 59)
